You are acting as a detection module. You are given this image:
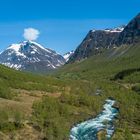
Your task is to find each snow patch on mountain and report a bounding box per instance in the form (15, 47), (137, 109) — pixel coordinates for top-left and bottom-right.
(92, 26), (125, 33)
(104, 26), (124, 33)
(63, 51), (74, 62)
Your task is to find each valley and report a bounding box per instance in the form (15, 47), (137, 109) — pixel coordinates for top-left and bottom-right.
(0, 42), (140, 139)
(0, 12), (140, 140)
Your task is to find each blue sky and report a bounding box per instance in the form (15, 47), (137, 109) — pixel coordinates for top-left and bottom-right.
(0, 0), (140, 54)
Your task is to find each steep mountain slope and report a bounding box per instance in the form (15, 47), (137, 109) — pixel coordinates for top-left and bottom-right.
(0, 41), (65, 73)
(117, 13), (140, 45)
(68, 27), (124, 63)
(68, 13), (140, 63)
(59, 44), (140, 78)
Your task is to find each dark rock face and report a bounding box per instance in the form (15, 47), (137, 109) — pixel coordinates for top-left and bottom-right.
(68, 29), (121, 62)
(117, 13), (140, 45)
(0, 41), (65, 73)
(68, 13), (140, 63)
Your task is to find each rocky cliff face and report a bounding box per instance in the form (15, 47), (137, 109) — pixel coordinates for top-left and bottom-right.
(117, 13), (140, 45)
(0, 41), (65, 73)
(68, 13), (140, 63)
(68, 27), (124, 62)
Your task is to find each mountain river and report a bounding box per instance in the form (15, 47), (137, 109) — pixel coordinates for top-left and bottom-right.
(70, 99), (119, 140)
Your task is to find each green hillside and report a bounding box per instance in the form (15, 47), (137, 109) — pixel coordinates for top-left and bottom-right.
(56, 44), (140, 139)
(0, 64), (106, 139)
(59, 44), (140, 79)
(0, 65), (69, 139)
(0, 44), (140, 139)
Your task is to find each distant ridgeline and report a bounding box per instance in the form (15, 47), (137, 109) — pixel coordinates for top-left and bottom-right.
(68, 13), (140, 63)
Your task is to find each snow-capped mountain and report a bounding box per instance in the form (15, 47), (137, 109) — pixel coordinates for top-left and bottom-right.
(0, 41), (65, 73)
(63, 51), (74, 62)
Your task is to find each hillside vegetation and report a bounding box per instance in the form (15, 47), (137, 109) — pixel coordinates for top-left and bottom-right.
(56, 44), (140, 139)
(0, 44), (140, 139)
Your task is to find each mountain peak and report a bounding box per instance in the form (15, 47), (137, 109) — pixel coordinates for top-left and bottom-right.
(0, 41), (65, 72)
(117, 13), (140, 45)
(68, 13), (140, 63)
(136, 12), (140, 17)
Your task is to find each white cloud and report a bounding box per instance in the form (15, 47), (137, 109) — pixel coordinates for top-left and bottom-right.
(23, 28), (40, 41)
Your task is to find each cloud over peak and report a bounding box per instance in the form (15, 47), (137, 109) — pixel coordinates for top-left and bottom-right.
(23, 28), (40, 41)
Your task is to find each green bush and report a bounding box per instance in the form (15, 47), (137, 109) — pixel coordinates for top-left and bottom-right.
(0, 110), (23, 132)
(0, 85), (12, 99)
